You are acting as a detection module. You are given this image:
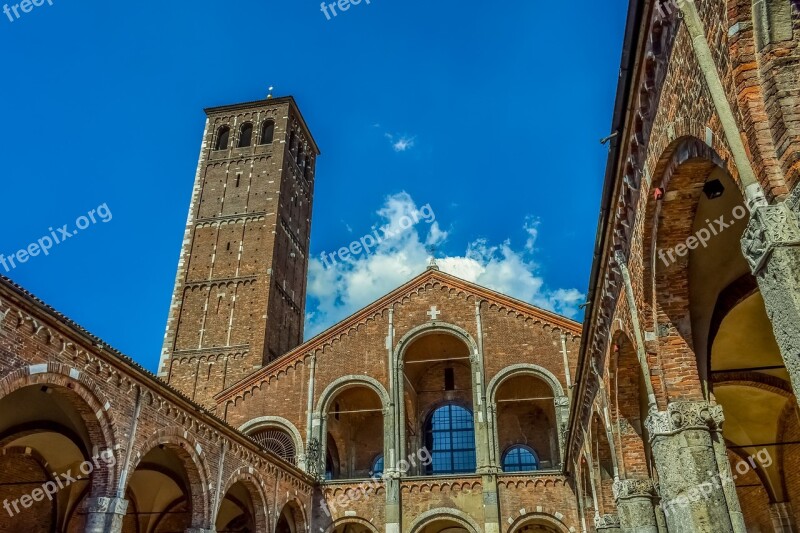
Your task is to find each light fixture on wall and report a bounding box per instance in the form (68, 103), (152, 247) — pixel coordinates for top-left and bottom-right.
(703, 179), (725, 200)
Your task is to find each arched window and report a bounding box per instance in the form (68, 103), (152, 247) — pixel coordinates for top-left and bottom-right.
(260, 120), (275, 144)
(215, 126), (230, 150)
(371, 454), (384, 478)
(238, 123), (253, 148)
(297, 142), (305, 168)
(502, 445), (539, 472)
(424, 404), (476, 475)
(250, 428), (296, 464)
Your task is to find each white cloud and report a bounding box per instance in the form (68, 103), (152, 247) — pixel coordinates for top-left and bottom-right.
(384, 133), (416, 152)
(305, 193), (585, 338)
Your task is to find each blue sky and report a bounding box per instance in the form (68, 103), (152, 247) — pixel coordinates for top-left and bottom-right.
(0, 0), (628, 372)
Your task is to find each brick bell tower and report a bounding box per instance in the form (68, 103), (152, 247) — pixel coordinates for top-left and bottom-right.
(158, 95), (319, 407)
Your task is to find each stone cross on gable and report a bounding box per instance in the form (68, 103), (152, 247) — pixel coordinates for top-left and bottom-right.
(427, 306), (441, 320)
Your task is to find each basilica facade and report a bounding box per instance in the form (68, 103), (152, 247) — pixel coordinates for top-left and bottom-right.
(0, 1), (799, 532)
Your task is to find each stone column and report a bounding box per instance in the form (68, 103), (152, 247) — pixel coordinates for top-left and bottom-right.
(186, 529), (215, 533)
(595, 514), (622, 533)
(613, 479), (659, 533)
(742, 193), (800, 398)
(84, 497), (128, 533)
(644, 401), (743, 533)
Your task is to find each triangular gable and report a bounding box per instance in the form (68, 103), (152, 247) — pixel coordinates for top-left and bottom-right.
(214, 268), (581, 403)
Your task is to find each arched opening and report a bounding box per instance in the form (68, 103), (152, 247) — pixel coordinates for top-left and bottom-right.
(510, 513), (570, 533)
(260, 120), (275, 145)
(0, 383), (113, 532)
(215, 126), (230, 150)
(238, 123), (253, 148)
(275, 501), (304, 533)
(495, 373), (559, 470)
(652, 148), (798, 528)
(402, 331), (476, 476)
(610, 332), (652, 477)
(125, 442), (202, 532)
(249, 427), (297, 465)
(328, 517), (379, 533)
(410, 513), (478, 533)
(324, 385), (384, 480)
(216, 480), (260, 533)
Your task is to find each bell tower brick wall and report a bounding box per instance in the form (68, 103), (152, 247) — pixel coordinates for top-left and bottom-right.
(158, 96), (319, 408)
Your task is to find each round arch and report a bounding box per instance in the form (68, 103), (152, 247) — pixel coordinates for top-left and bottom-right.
(486, 364), (566, 404)
(0, 367), (120, 496)
(316, 375), (390, 414)
(508, 512), (570, 533)
(394, 321), (479, 360)
(128, 428), (213, 528)
(275, 498), (307, 533)
(323, 516), (381, 533)
(216, 467), (269, 533)
(408, 507), (482, 533)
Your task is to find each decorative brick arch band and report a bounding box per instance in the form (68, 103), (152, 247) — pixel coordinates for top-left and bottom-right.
(0, 365), (119, 497)
(408, 507), (482, 533)
(129, 427), (213, 528)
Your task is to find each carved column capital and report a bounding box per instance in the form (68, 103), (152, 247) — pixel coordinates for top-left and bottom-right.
(613, 478), (658, 501)
(594, 513), (621, 531)
(645, 401), (724, 439)
(742, 202), (800, 274)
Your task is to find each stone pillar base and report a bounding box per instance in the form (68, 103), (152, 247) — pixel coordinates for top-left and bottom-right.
(613, 479), (659, 533)
(84, 497), (128, 533)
